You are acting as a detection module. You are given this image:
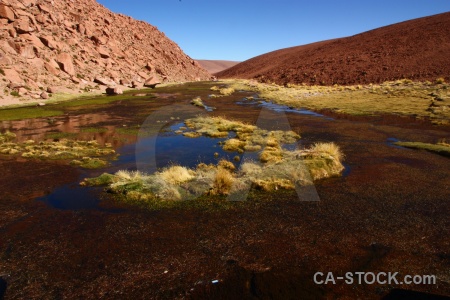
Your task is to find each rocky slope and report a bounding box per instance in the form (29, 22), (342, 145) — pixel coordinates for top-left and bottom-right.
(217, 12), (450, 85)
(196, 60), (240, 74)
(0, 0), (211, 104)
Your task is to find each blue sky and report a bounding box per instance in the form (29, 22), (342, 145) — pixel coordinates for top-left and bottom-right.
(97, 0), (450, 62)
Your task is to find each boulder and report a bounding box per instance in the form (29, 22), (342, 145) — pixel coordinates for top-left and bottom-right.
(44, 61), (59, 76)
(94, 76), (114, 86)
(120, 78), (131, 86)
(137, 71), (148, 79)
(39, 36), (59, 50)
(37, 4), (50, 13)
(131, 81), (143, 89)
(0, 4), (15, 21)
(40, 91), (49, 99)
(4, 69), (23, 85)
(0, 52), (11, 65)
(35, 14), (45, 24)
(13, 17), (35, 34)
(20, 0), (37, 8)
(56, 53), (75, 76)
(47, 86), (57, 93)
(23, 34), (45, 48)
(91, 35), (107, 45)
(17, 87), (28, 96)
(144, 76), (161, 88)
(18, 44), (36, 59)
(97, 46), (110, 58)
(105, 87), (123, 95)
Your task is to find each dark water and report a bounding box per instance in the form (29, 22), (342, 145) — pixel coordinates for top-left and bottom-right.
(35, 97), (335, 210)
(236, 97), (333, 120)
(37, 122), (246, 210)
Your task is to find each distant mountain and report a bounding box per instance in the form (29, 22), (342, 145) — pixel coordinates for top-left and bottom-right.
(217, 12), (450, 85)
(196, 60), (240, 74)
(0, 0), (210, 103)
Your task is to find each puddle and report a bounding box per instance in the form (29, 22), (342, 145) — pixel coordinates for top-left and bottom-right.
(385, 137), (410, 150)
(342, 163), (352, 177)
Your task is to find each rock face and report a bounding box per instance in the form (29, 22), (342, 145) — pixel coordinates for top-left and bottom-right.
(217, 12), (450, 85)
(0, 0), (210, 103)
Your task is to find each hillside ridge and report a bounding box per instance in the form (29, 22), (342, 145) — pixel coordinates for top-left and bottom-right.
(0, 0), (211, 105)
(217, 12), (450, 85)
(196, 60), (240, 74)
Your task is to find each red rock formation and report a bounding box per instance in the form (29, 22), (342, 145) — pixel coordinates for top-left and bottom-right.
(0, 0), (210, 102)
(217, 12), (450, 85)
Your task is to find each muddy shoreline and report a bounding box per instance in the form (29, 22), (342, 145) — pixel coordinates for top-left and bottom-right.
(0, 83), (449, 299)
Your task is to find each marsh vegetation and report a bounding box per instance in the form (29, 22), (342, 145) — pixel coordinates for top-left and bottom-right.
(0, 131), (116, 168)
(83, 116), (344, 204)
(223, 79), (450, 124)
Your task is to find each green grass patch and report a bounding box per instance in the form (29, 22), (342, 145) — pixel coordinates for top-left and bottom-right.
(0, 107), (64, 121)
(394, 141), (450, 157)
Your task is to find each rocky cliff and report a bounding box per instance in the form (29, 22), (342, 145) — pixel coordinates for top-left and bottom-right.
(0, 0), (211, 104)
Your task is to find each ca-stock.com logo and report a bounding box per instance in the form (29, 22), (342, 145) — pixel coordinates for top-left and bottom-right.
(135, 103), (320, 202)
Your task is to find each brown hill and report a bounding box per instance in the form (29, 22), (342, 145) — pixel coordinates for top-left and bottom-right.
(196, 60), (240, 74)
(0, 0), (210, 104)
(217, 12), (450, 85)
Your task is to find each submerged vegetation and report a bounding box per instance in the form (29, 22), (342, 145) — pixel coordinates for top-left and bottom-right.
(222, 79), (450, 124)
(394, 140), (450, 157)
(82, 116), (345, 205)
(0, 130), (116, 168)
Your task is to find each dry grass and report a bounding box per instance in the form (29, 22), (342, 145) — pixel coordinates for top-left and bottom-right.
(218, 159), (236, 171)
(183, 131), (202, 138)
(184, 116), (300, 154)
(310, 142), (344, 161)
(221, 79), (450, 123)
(394, 141), (450, 157)
(211, 167), (235, 195)
(82, 118), (345, 204)
(190, 97), (205, 108)
(210, 86), (235, 97)
(0, 133), (116, 168)
(223, 138), (246, 152)
(158, 165), (195, 185)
